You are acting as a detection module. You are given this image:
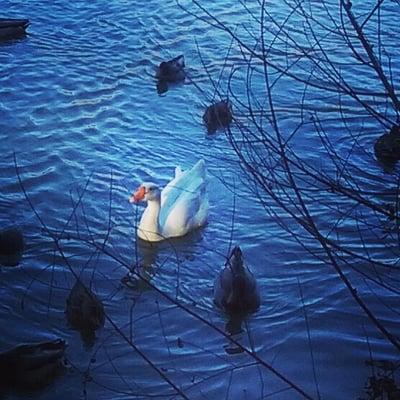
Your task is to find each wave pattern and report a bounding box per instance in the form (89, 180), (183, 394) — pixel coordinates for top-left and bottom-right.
(0, 1), (399, 399)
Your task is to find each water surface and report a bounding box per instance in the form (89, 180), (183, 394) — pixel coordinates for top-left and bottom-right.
(1, 1), (399, 399)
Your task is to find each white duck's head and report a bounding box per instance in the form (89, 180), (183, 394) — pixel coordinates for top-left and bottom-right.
(129, 182), (161, 203)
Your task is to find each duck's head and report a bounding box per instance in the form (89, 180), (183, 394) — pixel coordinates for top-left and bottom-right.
(129, 183), (161, 203)
(159, 55), (185, 72)
(227, 246), (244, 272)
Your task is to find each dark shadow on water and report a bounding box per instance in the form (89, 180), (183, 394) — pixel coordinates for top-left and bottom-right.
(225, 316), (244, 335)
(122, 227), (206, 291)
(137, 227), (206, 264)
(223, 316), (246, 355)
(0, 33), (28, 46)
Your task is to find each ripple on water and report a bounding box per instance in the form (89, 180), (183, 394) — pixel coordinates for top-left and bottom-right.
(1, 1), (399, 399)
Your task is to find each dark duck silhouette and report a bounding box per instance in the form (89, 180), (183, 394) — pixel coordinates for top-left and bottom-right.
(0, 227), (24, 267)
(214, 246), (260, 316)
(156, 55), (185, 94)
(0, 19), (29, 41)
(374, 125), (400, 165)
(0, 339), (66, 392)
(65, 279), (105, 346)
(203, 100), (233, 134)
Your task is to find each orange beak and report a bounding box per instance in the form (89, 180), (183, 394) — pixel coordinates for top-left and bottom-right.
(129, 186), (146, 203)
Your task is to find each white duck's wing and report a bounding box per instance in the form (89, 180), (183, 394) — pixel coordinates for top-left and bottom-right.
(160, 166), (183, 206)
(162, 189), (207, 237)
(161, 160), (204, 205)
(159, 160), (208, 238)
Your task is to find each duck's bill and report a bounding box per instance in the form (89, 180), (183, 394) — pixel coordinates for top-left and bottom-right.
(129, 186), (145, 203)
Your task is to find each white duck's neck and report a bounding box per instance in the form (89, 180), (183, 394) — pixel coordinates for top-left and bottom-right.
(138, 198), (163, 242)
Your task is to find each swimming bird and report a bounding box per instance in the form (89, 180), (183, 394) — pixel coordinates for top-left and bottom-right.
(214, 246), (260, 316)
(374, 125), (400, 164)
(129, 159), (208, 242)
(203, 100), (233, 134)
(0, 339), (66, 392)
(0, 227), (24, 267)
(0, 19), (29, 41)
(156, 55), (185, 94)
(65, 279), (105, 345)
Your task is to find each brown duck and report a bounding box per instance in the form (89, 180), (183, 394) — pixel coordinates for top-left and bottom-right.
(0, 19), (29, 41)
(374, 125), (400, 164)
(203, 100), (233, 134)
(214, 246), (260, 316)
(65, 279), (105, 345)
(0, 339), (66, 392)
(0, 227), (24, 267)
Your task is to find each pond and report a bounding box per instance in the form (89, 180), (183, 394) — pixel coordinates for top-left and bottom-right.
(1, 1), (399, 399)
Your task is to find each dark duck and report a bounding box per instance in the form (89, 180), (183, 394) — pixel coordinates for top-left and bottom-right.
(0, 227), (24, 267)
(203, 100), (233, 134)
(156, 55), (185, 94)
(374, 124), (400, 165)
(214, 246), (260, 316)
(0, 19), (29, 41)
(65, 279), (105, 346)
(0, 339), (66, 392)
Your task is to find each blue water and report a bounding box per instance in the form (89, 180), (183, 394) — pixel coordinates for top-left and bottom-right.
(1, 1), (399, 399)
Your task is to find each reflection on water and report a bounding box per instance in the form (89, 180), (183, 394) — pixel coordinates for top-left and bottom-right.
(0, 0), (399, 399)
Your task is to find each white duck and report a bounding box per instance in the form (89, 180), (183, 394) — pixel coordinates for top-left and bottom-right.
(129, 159), (208, 242)
(214, 246), (260, 315)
